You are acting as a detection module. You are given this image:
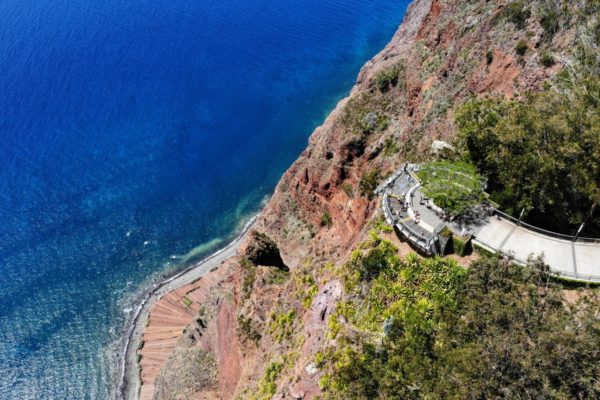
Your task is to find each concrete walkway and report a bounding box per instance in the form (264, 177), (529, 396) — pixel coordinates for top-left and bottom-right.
(382, 164), (600, 283)
(473, 217), (600, 282)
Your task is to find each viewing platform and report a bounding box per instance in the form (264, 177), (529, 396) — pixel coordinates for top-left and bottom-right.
(379, 163), (600, 283)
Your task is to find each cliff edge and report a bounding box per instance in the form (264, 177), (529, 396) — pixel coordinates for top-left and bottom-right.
(136, 0), (585, 398)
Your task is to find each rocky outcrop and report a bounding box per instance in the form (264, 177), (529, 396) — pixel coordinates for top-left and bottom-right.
(241, 231), (287, 271)
(145, 0), (575, 398)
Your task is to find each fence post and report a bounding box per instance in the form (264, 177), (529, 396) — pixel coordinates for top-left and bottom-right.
(574, 223), (585, 242)
(517, 208), (525, 226)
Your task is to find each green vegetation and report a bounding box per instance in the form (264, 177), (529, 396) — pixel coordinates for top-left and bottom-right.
(499, 1), (531, 30)
(320, 237), (600, 399)
(485, 49), (494, 65)
(293, 265), (318, 309)
(515, 39), (528, 56)
(268, 310), (296, 343)
(382, 136), (400, 157)
(440, 226), (472, 256)
(373, 62), (406, 93)
(359, 168), (382, 200)
(181, 296), (192, 308)
(456, 1), (600, 234)
(341, 94), (390, 138)
(320, 212), (333, 228)
(416, 161), (485, 216)
(456, 86), (600, 232)
(240, 258), (256, 300)
(263, 268), (290, 285)
(540, 3), (561, 39)
(539, 51), (556, 67)
(253, 361), (284, 400)
(237, 315), (262, 343)
(341, 182), (354, 198)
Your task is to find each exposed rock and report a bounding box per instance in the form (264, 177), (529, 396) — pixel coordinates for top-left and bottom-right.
(145, 0), (576, 398)
(241, 230), (288, 270)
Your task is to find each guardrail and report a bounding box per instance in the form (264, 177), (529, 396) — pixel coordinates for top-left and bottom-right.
(492, 209), (600, 243)
(472, 238), (600, 283)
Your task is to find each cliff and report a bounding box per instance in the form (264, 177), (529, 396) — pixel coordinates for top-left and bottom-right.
(138, 0), (586, 398)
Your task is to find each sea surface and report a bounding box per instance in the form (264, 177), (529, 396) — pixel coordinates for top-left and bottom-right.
(0, 0), (409, 398)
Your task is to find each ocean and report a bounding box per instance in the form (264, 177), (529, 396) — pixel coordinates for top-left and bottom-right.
(0, 0), (409, 398)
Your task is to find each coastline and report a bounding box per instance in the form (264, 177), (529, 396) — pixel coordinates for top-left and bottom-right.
(116, 215), (257, 400)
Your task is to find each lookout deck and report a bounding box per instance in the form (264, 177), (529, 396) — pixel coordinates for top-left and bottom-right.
(380, 163), (600, 283)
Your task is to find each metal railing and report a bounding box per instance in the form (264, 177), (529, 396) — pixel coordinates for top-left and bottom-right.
(472, 237), (600, 283)
(492, 209), (600, 243)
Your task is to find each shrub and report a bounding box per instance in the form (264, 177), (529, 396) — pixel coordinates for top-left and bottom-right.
(240, 258), (256, 300)
(540, 6), (560, 38)
(540, 51), (556, 67)
(486, 49), (494, 65)
(382, 136), (399, 156)
(515, 40), (528, 56)
(254, 361), (283, 400)
(456, 79), (600, 234)
(264, 268), (290, 285)
(293, 268), (318, 309)
(358, 169), (381, 200)
(373, 62), (406, 93)
(451, 234), (472, 256)
(269, 310), (296, 342)
(501, 1), (531, 30)
(181, 296), (192, 308)
(340, 94), (390, 138)
(238, 315), (262, 343)
(341, 182), (354, 198)
(320, 245), (600, 399)
(320, 212), (332, 228)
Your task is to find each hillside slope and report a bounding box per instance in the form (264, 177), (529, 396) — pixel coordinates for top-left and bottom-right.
(140, 1), (598, 399)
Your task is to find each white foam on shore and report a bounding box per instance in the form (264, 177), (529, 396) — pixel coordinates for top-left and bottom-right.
(112, 213), (258, 400)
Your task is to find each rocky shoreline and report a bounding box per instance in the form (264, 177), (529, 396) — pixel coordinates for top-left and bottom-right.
(116, 215), (256, 400)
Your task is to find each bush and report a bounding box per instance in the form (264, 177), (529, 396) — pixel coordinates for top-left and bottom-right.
(238, 315), (262, 343)
(320, 212), (332, 228)
(486, 50), (494, 65)
(501, 1), (531, 29)
(540, 6), (560, 38)
(340, 94), (390, 138)
(456, 79), (600, 234)
(253, 361), (283, 400)
(341, 182), (354, 198)
(451, 234), (472, 256)
(373, 62), (406, 93)
(358, 169), (381, 200)
(268, 310), (296, 342)
(382, 136), (399, 157)
(540, 51), (556, 67)
(240, 258), (257, 300)
(515, 40), (528, 56)
(264, 268), (290, 285)
(181, 296), (192, 308)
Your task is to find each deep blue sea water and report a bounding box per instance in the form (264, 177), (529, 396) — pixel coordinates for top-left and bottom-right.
(0, 0), (409, 398)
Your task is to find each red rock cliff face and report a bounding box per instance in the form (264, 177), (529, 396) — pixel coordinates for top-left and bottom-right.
(149, 0), (573, 398)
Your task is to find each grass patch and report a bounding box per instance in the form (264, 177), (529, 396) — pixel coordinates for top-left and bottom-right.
(416, 161), (485, 216)
(181, 296), (192, 308)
